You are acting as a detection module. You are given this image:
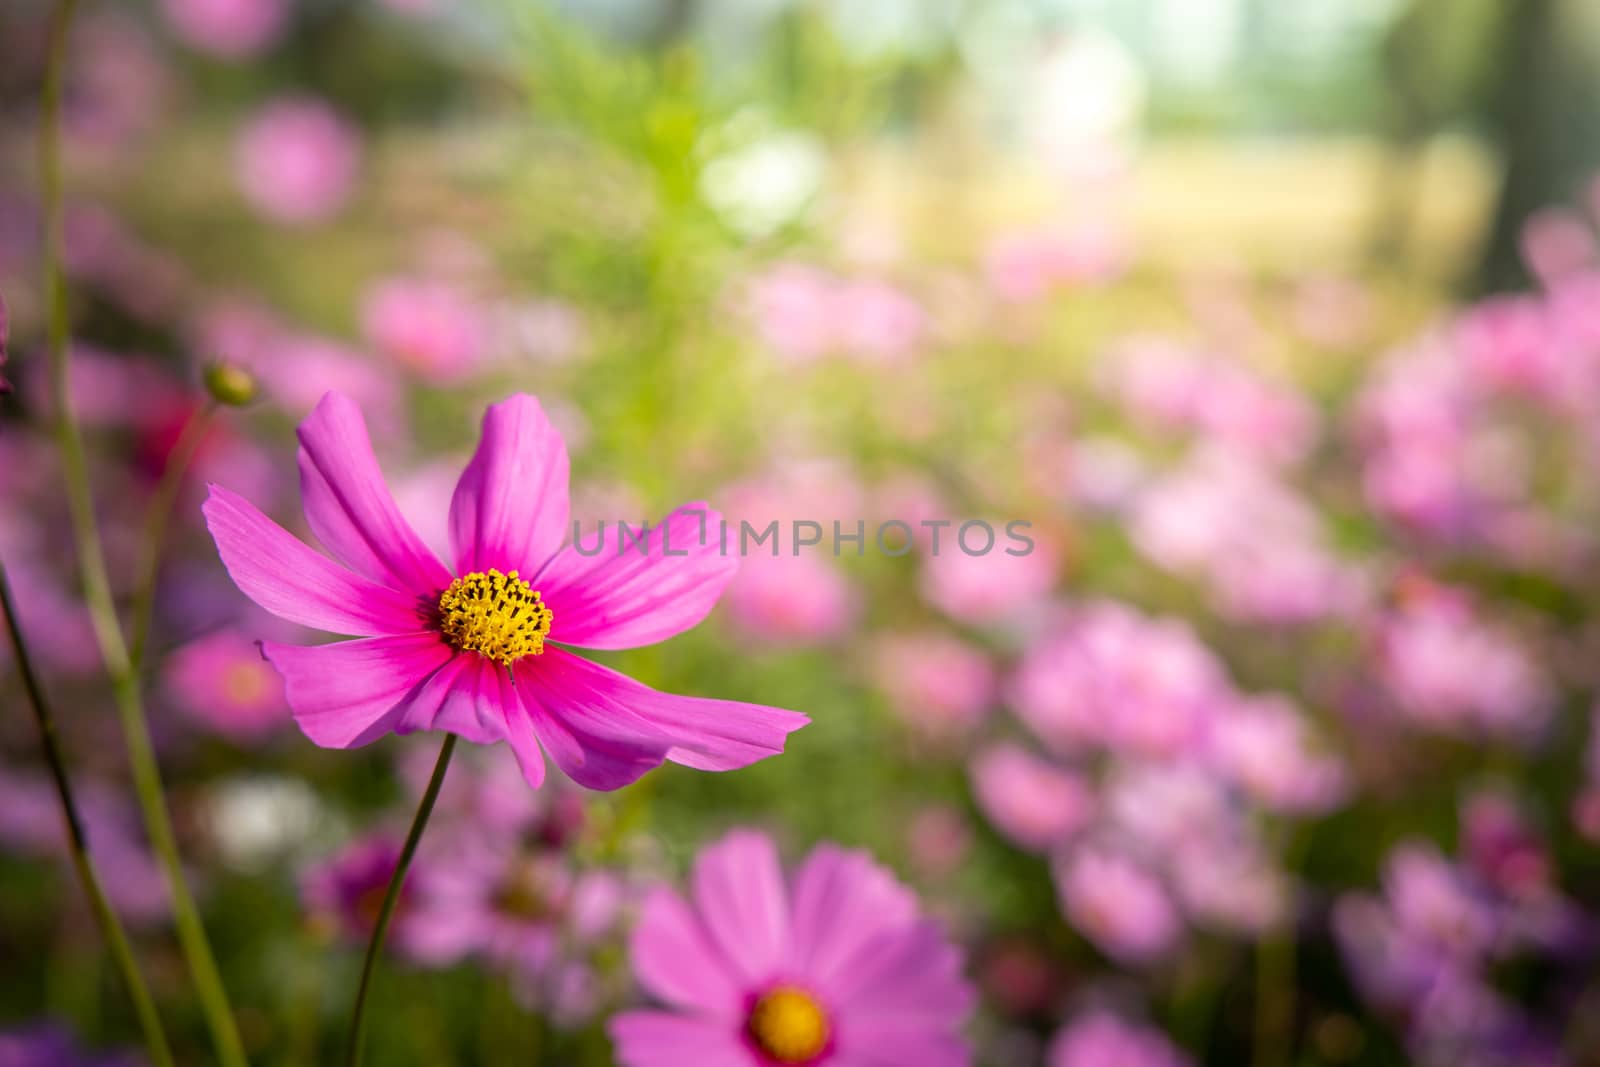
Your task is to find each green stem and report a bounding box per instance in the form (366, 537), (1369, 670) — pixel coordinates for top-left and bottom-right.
(129, 401), (216, 668)
(1, 563), (175, 1067)
(37, 3), (248, 1064)
(344, 734), (457, 1067)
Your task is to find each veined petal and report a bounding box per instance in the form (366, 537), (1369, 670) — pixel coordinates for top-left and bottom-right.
(297, 391), (452, 594)
(538, 503), (736, 650)
(394, 653), (503, 745)
(629, 887), (745, 1017)
(607, 1011), (755, 1067)
(789, 844), (919, 985)
(204, 485), (427, 636)
(261, 634), (455, 748)
(513, 651), (674, 791)
(449, 394), (569, 577)
(526, 650), (806, 773)
(691, 830), (790, 987)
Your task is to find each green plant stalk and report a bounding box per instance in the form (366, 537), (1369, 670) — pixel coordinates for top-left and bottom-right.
(129, 401), (216, 668)
(1, 563), (175, 1067)
(37, 3), (247, 1064)
(344, 734), (457, 1067)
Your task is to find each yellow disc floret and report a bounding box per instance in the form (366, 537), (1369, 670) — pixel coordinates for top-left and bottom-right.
(747, 986), (830, 1064)
(436, 569), (553, 667)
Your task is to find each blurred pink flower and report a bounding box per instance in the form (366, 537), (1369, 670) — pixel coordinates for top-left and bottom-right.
(834, 279), (926, 363)
(724, 553), (858, 647)
(1049, 1012), (1192, 1067)
(67, 13), (173, 155)
(361, 277), (488, 381)
(919, 533), (1059, 626)
(984, 226), (1127, 302)
(0, 1021), (143, 1067)
(235, 97), (361, 226)
(1207, 695), (1346, 815)
(1519, 208), (1596, 287)
(205, 392), (805, 790)
(0, 290), (10, 397)
(745, 264), (835, 361)
(1170, 839), (1285, 934)
(1054, 846), (1180, 963)
(161, 0), (289, 58)
(906, 805), (972, 879)
(870, 632), (994, 739)
(610, 829), (974, 1067)
(1374, 585), (1551, 740)
(1291, 275), (1374, 349)
(1460, 789), (1549, 897)
(1457, 296), (1563, 401)
(1010, 602), (1223, 759)
(743, 265), (925, 364)
(969, 743), (1093, 853)
(162, 628), (287, 742)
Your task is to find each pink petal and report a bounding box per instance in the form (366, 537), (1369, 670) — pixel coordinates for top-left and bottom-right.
(527, 649), (806, 773)
(833, 1021), (970, 1067)
(691, 830), (790, 987)
(449, 394), (569, 577)
(789, 844), (919, 986)
(537, 503), (736, 649)
(261, 634), (455, 748)
(395, 653), (503, 745)
(825, 922), (973, 1020)
(297, 391), (452, 594)
(607, 1011), (756, 1067)
(204, 485), (427, 636)
(513, 651), (675, 791)
(629, 886), (745, 1017)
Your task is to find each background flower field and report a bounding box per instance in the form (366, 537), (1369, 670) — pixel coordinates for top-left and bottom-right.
(3, 0), (1600, 1064)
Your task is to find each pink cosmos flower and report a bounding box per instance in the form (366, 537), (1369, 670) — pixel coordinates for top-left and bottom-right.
(724, 553), (859, 647)
(918, 533), (1060, 626)
(870, 633), (994, 740)
(969, 743), (1093, 853)
(1054, 846), (1181, 963)
(361, 277), (487, 381)
(162, 628), (288, 743)
(203, 391), (807, 790)
(235, 97), (361, 226)
(161, 0), (289, 57)
(610, 830), (974, 1067)
(1049, 1012), (1192, 1067)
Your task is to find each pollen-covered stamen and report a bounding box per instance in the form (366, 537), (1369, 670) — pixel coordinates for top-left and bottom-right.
(436, 569), (553, 667)
(747, 986), (830, 1064)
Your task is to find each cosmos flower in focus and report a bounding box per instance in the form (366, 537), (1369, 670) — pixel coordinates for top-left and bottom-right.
(610, 829), (973, 1067)
(204, 391), (806, 790)
(235, 97), (361, 226)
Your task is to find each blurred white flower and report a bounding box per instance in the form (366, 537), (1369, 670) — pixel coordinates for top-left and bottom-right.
(700, 131), (826, 238)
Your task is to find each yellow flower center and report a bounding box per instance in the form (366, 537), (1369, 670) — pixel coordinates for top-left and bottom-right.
(436, 569), (553, 667)
(747, 986), (830, 1064)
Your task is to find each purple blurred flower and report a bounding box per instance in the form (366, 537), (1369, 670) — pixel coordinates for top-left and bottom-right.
(610, 829), (974, 1067)
(161, 0), (289, 58)
(0, 290), (10, 397)
(0, 1022), (143, 1067)
(1049, 1012), (1192, 1067)
(235, 97), (361, 226)
(301, 833), (446, 963)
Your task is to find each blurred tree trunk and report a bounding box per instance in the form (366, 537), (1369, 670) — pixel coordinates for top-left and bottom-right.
(1476, 0), (1600, 292)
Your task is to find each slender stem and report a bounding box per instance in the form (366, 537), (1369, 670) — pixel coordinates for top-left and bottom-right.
(129, 401), (216, 668)
(37, 4), (248, 1064)
(344, 734), (458, 1067)
(1, 563), (175, 1067)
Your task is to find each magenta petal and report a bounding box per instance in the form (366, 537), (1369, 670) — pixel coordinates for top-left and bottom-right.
(297, 391), (452, 594)
(538, 503), (736, 650)
(788, 844), (919, 986)
(629, 887), (745, 1017)
(691, 830), (790, 987)
(204, 485), (427, 636)
(449, 394), (569, 577)
(529, 650), (806, 773)
(608, 1011), (755, 1067)
(513, 651), (673, 791)
(394, 653), (503, 745)
(261, 634), (454, 748)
